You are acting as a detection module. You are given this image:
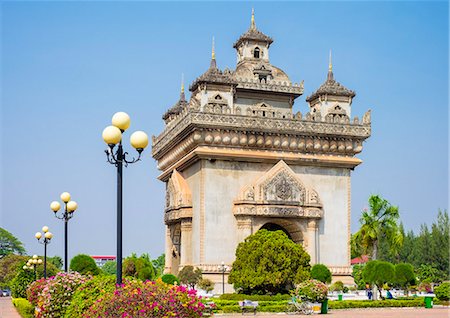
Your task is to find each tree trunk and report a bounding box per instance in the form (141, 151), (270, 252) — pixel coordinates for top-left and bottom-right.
(372, 240), (378, 260)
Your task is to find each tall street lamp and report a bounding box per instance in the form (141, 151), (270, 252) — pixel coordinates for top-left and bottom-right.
(35, 226), (53, 278)
(23, 255), (42, 280)
(102, 111), (149, 285)
(50, 192), (78, 272)
(218, 261), (229, 294)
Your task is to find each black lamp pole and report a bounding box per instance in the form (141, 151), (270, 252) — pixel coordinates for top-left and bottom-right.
(218, 262), (228, 294)
(105, 140), (143, 285)
(36, 231), (52, 278)
(51, 194), (77, 272)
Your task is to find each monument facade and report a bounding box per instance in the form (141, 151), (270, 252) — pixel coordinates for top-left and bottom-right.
(152, 11), (371, 288)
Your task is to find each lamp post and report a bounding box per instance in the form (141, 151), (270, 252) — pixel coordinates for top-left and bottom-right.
(23, 255), (42, 280)
(218, 261), (229, 294)
(102, 112), (149, 285)
(50, 193), (78, 272)
(35, 226), (53, 278)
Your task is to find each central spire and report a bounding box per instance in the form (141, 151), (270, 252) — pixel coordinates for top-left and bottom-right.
(180, 73), (185, 101)
(251, 8), (256, 30)
(210, 36), (217, 69)
(327, 50), (334, 81)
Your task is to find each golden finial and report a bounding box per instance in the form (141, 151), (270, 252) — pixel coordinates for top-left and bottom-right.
(212, 36), (215, 60)
(329, 49), (333, 72)
(181, 73), (184, 93)
(251, 8), (256, 29)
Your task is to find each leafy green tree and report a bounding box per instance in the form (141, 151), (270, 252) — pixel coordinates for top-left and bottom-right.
(394, 263), (415, 292)
(102, 260), (116, 275)
(416, 264), (441, 283)
(122, 253), (155, 280)
(362, 260), (395, 299)
(47, 256), (63, 270)
(329, 281), (344, 293)
(152, 254), (165, 277)
(0, 228), (25, 258)
(310, 264), (332, 283)
(228, 229), (311, 294)
(434, 282), (450, 301)
(161, 273), (180, 285)
(70, 254), (100, 275)
(197, 278), (215, 293)
(353, 195), (403, 260)
(178, 265), (202, 289)
(0, 254), (28, 288)
(352, 264), (366, 290)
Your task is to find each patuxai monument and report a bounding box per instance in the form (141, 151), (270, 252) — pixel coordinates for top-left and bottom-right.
(152, 11), (371, 289)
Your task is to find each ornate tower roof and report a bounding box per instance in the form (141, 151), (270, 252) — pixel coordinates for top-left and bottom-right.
(162, 76), (189, 122)
(306, 51), (356, 103)
(233, 9), (273, 49)
(189, 38), (237, 92)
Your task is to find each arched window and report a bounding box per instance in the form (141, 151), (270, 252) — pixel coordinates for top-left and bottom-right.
(254, 47), (260, 58)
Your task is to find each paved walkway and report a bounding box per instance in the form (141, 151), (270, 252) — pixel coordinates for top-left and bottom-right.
(216, 307), (450, 318)
(0, 297), (22, 318)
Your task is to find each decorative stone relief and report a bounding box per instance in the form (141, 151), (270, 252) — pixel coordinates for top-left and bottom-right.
(165, 169), (193, 224)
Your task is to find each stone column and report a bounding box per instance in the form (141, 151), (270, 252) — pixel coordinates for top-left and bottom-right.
(164, 226), (172, 274)
(236, 216), (253, 244)
(307, 219), (318, 264)
(180, 219), (193, 266)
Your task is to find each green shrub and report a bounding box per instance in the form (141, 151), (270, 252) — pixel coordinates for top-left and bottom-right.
(197, 278), (214, 292)
(11, 267), (35, 298)
(65, 275), (116, 317)
(229, 229), (310, 294)
(12, 298), (34, 318)
(296, 279), (328, 302)
(328, 299), (424, 309)
(310, 264), (332, 284)
(394, 263), (416, 288)
(434, 282), (450, 301)
(161, 273), (180, 285)
(70, 254), (100, 275)
(122, 253), (155, 280)
(0, 254), (28, 289)
(330, 281), (344, 293)
(101, 260), (116, 275)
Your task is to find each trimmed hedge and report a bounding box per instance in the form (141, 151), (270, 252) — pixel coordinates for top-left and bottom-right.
(219, 293), (291, 301)
(210, 298), (427, 313)
(328, 299), (425, 309)
(12, 298), (34, 318)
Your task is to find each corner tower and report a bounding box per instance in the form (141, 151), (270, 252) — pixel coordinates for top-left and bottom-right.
(152, 11), (371, 291)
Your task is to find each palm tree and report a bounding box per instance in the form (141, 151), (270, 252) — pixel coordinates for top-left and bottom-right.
(354, 195), (403, 260)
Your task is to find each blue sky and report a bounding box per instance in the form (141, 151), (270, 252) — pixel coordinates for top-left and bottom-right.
(1, 1), (448, 261)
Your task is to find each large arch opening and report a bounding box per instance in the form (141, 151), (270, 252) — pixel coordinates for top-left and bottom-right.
(260, 222), (292, 240)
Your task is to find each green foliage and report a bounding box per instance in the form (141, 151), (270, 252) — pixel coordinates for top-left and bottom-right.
(0, 228), (25, 258)
(178, 265), (202, 289)
(70, 254), (100, 275)
(416, 264), (444, 283)
(328, 299), (424, 309)
(434, 282), (450, 301)
(310, 264), (332, 283)
(352, 264), (366, 290)
(122, 253), (155, 280)
(11, 267), (35, 298)
(329, 281), (344, 292)
(65, 275), (116, 318)
(152, 254), (165, 277)
(394, 263), (415, 288)
(197, 278), (214, 292)
(362, 260), (395, 298)
(229, 229), (311, 294)
(101, 260), (116, 275)
(353, 195), (402, 260)
(0, 254), (28, 288)
(12, 298), (34, 318)
(47, 256), (63, 270)
(161, 273), (180, 285)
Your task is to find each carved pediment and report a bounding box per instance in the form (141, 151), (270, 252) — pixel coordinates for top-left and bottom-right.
(234, 161), (323, 218)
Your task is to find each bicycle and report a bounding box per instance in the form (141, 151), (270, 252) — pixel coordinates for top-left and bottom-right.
(285, 296), (314, 315)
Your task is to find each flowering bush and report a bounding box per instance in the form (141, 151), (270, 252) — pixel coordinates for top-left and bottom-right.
(418, 281), (432, 293)
(27, 278), (50, 306)
(36, 272), (90, 318)
(296, 279), (328, 302)
(83, 278), (205, 318)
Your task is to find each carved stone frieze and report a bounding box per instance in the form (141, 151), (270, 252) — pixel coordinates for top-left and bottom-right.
(165, 169), (193, 224)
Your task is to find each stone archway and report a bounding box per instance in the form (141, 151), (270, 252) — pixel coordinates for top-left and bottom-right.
(260, 222), (292, 239)
(255, 218), (305, 245)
